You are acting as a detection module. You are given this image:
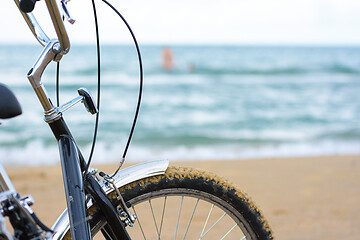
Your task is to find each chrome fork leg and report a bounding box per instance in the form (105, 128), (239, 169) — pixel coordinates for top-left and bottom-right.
(59, 135), (91, 240)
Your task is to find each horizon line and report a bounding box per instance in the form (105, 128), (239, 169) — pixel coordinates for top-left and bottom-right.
(1, 42), (360, 47)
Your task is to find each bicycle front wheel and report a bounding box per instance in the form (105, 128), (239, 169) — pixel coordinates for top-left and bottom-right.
(86, 166), (273, 239)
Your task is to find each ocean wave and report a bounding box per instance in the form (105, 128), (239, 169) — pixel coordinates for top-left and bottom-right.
(182, 67), (306, 76)
(56, 64), (360, 77)
(2, 45), (360, 166)
(327, 64), (360, 74)
(1, 140), (359, 166)
(165, 64), (360, 76)
(316, 129), (360, 140)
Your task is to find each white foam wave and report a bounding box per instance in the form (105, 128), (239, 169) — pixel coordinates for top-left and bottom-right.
(1, 140), (359, 167)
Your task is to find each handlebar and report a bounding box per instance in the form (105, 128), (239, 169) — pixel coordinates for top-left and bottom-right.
(14, 0), (70, 55)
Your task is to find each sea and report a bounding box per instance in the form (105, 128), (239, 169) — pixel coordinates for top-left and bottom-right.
(0, 44), (360, 166)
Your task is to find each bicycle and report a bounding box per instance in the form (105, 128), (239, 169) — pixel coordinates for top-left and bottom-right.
(0, 0), (274, 239)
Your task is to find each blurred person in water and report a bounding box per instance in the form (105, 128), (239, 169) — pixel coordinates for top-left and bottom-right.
(162, 47), (174, 71)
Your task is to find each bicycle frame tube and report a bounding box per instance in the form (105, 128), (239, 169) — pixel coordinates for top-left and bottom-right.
(0, 164), (15, 193)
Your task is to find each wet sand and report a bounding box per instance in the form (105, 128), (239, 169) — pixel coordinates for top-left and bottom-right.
(5, 155), (360, 240)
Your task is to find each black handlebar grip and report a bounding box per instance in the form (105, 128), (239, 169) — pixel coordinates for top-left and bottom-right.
(19, 0), (39, 13)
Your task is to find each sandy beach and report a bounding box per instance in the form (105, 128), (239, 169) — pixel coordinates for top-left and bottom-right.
(4, 155), (360, 240)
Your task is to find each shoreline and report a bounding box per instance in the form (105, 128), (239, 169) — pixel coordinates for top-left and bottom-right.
(3, 152), (360, 168)
(4, 154), (360, 240)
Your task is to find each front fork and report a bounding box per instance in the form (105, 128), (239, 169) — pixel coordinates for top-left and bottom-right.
(59, 135), (132, 240)
(58, 135), (91, 240)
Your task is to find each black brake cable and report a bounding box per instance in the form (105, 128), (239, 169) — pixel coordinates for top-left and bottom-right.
(56, 62), (60, 107)
(56, 0), (143, 177)
(56, 2), (101, 176)
(100, 0), (144, 177)
(84, 0), (101, 176)
(83, 0), (144, 177)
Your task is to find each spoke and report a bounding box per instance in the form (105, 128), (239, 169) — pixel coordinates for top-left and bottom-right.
(199, 212), (227, 239)
(149, 200), (160, 237)
(182, 198), (199, 240)
(199, 204), (214, 239)
(132, 206), (146, 240)
(220, 223), (238, 240)
(174, 196), (184, 240)
(158, 196), (167, 239)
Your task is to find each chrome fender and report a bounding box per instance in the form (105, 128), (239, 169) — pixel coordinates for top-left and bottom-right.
(51, 159), (169, 240)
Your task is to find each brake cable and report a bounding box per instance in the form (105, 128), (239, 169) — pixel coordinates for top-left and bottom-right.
(100, 0), (144, 177)
(84, 0), (101, 176)
(55, 0), (144, 177)
(56, 62), (60, 107)
(55, 4), (101, 176)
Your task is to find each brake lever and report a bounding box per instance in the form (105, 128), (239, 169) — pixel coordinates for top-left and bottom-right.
(60, 0), (75, 24)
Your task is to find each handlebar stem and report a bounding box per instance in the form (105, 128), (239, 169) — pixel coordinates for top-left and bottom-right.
(27, 39), (62, 123)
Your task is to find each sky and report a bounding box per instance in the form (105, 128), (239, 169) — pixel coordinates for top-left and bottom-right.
(1, 0), (360, 45)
